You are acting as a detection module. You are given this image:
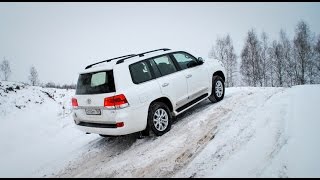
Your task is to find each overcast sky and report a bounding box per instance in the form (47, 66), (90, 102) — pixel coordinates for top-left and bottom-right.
(1, 2), (320, 85)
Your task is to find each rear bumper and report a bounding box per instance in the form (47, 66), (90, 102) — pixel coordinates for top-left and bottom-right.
(73, 105), (148, 136)
(75, 122), (136, 136)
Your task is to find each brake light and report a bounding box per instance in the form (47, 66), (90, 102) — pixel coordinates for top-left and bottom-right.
(72, 98), (78, 107)
(104, 94), (129, 109)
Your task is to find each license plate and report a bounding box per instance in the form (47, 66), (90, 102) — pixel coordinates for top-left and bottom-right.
(85, 108), (101, 115)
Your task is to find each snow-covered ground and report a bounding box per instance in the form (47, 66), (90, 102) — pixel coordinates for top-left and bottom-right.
(0, 81), (320, 178)
(0, 81), (97, 177)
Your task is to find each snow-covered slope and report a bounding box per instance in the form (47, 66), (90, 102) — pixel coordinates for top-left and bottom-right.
(175, 85), (320, 178)
(0, 81), (97, 177)
(0, 81), (320, 178)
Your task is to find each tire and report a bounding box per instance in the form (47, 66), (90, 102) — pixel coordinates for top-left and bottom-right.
(208, 75), (225, 103)
(147, 102), (172, 136)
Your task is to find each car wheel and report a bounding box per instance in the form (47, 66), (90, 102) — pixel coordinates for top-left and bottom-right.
(147, 102), (172, 136)
(208, 75), (225, 103)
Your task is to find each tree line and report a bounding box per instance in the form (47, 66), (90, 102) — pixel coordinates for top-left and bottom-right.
(210, 20), (320, 87)
(2, 20), (319, 89)
(0, 59), (76, 89)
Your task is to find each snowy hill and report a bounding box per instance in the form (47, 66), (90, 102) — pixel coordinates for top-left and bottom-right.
(0, 81), (320, 178)
(0, 81), (97, 177)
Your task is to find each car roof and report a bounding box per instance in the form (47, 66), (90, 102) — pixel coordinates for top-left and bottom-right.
(79, 49), (185, 74)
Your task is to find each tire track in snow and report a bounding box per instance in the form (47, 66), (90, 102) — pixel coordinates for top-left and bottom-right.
(132, 107), (232, 178)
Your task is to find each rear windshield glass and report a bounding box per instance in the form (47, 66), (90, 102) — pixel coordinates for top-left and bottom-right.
(76, 70), (115, 95)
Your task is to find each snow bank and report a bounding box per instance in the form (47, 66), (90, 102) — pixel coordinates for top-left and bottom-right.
(0, 81), (97, 177)
(176, 85), (320, 178)
(286, 85), (320, 177)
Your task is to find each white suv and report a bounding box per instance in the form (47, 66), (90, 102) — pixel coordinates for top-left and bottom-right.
(72, 48), (225, 137)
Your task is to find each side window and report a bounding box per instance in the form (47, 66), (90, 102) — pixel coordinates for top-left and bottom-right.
(130, 61), (153, 84)
(172, 52), (198, 70)
(153, 55), (177, 76)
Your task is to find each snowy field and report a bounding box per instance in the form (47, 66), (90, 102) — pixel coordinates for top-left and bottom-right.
(0, 81), (320, 178)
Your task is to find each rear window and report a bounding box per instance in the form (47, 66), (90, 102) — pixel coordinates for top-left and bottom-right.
(76, 70), (115, 95)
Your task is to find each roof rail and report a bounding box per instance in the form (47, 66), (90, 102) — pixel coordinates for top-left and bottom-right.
(116, 48), (171, 64)
(84, 48), (171, 68)
(137, 48), (171, 57)
(116, 54), (139, 64)
(85, 54), (135, 69)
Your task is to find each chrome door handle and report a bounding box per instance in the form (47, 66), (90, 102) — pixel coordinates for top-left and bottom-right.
(162, 83), (169, 87)
(186, 74), (192, 78)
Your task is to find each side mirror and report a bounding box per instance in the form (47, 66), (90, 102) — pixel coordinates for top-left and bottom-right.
(197, 57), (204, 65)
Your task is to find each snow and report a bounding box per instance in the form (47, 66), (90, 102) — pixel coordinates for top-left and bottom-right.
(287, 85), (320, 177)
(0, 81), (97, 177)
(175, 85), (320, 178)
(175, 87), (289, 177)
(0, 81), (320, 178)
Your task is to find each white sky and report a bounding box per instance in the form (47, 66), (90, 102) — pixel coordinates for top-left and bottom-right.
(1, 2), (320, 85)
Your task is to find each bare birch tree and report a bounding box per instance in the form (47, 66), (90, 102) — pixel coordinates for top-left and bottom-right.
(270, 40), (286, 86)
(260, 32), (271, 86)
(240, 29), (262, 87)
(210, 34), (237, 87)
(293, 20), (314, 84)
(1, 57), (11, 81)
(29, 66), (39, 86)
(279, 30), (294, 86)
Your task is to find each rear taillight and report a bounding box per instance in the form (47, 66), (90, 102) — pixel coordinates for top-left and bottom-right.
(104, 94), (129, 109)
(72, 98), (78, 107)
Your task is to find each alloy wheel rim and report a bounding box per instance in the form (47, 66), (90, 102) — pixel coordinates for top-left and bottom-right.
(153, 108), (169, 131)
(215, 80), (223, 98)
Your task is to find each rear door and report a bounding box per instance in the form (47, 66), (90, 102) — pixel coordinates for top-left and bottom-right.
(74, 70), (116, 123)
(150, 55), (189, 109)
